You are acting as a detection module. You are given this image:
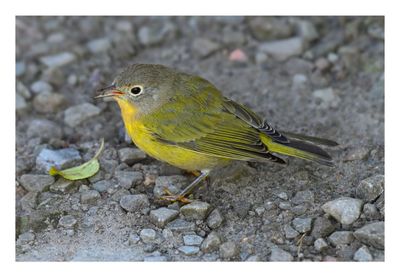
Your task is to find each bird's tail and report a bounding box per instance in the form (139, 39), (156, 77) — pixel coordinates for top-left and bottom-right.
(260, 131), (338, 166)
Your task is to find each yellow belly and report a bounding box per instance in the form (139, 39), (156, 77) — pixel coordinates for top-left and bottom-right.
(118, 100), (230, 171)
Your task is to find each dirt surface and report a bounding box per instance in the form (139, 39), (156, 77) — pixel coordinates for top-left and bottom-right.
(16, 16), (384, 261)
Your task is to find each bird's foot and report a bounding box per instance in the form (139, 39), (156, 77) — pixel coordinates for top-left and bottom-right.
(159, 188), (192, 204)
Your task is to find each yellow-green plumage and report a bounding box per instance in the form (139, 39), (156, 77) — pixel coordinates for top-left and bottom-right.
(100, 64), (337, 173)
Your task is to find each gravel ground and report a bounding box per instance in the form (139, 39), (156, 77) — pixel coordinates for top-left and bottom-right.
(15, 16), (384, 261)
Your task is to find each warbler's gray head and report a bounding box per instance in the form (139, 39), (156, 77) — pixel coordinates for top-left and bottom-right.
(96, 64), (186, 115)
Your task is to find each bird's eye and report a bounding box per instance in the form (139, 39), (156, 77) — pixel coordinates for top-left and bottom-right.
(130, 86), (143, 96)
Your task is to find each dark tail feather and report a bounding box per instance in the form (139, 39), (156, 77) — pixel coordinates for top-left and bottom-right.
(282, 131), (339, 146)
(283, 139), (334, 167)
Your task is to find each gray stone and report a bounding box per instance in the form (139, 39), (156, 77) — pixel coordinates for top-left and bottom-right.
(328, 231), (354, 246)
(50, 178), (75, 194)
(16, 94), (28, 114)
(292, 190), (314, 204)
(16, 61), (26, 77)
(259, 37), (304, 61)
(153, 175), (188, 198)
(219, 241), (239, 259)
(353, 245), (373, 261)
(149, 207), (179, 228)
(206, 209), (224, 229)
(344, 147), (370, 161)
(64, 103), (101, 128)
(292, 217), (313, 233)
(322, 197), (363, 225)
(33, 91), (65, 113)
(30, 81), (52, 94)
(17, 81), (31, 99)
(200, 231), (221, 253)
(114, 171), (143, 189)
(128, 232), (140, 245)
(277, 192), (288, 200)
(248, 17), (293, 41)
(284, 224), (299, 239)
(278, 201), (291, 210)
(363, 203), (380, 220)
(20, 174), (55, 192)
(92, 180), (113, 193)
(118, 147), (147, 165)
(36, 148), (81, 172)
(19, 191), (38, 211)
(140, 228), (157, 243)
(166, 218), (196, 233)
(254, 206), (265, 216)
(58, 215), (77, 228)
(338, 46), (360, 71)
(353, 222), (384, 249)
(314, 238), (329, 252)
(40, 52), (76, 68)
(311, 217), (336, 238)
(27, 119), (62, 141)
(312, 87), (340, 109)
(180, 201), (212, 220)
(183, 234), (204, 246)
(178, 246), (200, 256)
(356, 175), (384, 202)
(270, 247), (294, 261)
(17, 232), (35, 245)
(192, 38), (220, 58)
(295, 19), (318, 42)
(119, 194), (149, 212)
(80, 190), (101, 204)
(138, 22), (176, 46)
(87, 37), (111, 53)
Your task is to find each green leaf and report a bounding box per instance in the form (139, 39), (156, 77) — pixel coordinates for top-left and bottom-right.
(49, 138), (105, 180)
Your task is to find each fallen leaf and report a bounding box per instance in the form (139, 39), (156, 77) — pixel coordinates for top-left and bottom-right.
(49, 138), (104, 180)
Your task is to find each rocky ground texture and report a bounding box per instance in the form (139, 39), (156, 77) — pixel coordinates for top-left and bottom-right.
(16, 16), (384, 261)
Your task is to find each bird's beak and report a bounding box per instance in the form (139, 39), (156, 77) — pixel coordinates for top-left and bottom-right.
(94, 84), (124, 99)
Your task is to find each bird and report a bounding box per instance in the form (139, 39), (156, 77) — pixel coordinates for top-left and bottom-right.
(95, 64), (338, 202)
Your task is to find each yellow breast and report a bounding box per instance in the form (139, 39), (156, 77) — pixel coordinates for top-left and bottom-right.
(116, 99), (230, 171)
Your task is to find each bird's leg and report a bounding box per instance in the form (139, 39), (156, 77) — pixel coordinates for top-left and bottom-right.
(160, 170), (210, 203)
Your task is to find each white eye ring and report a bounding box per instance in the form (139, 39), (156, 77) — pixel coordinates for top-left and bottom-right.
(130, 85), (143, 96)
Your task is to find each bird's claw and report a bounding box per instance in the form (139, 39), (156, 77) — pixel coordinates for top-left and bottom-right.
(160, 188), (192, 204)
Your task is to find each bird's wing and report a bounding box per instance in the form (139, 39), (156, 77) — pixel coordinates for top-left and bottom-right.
(222, 98), (289, 143)
(141, 78), (285, 163)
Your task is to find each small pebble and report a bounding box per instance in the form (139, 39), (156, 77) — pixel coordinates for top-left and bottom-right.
(311, 216), (336, 238)
(228, 49), (248, 62)
(64, 103), (101, 128)
(322, 197), (363, 225)
(183, 234), (204, 246)
(269, 247), (294, 261)
(153, 175), (188, 198)
(277, 192), (288, 200)
(128, 233), (141, 245)
(80, 190), (100, 204)
(86, 37), (111, 53)
(178, 246), (200, 256)
(114, 171), (144, 189)
(356, 175), (384, 202)
(166, 218), (196, 233)
(50, 178), (75, 194)
(284, 224), (299, 239)
(206, 209), (224, 229)
(92, 180), (113, 193)
(180, 201), (212, 220)
(119, 194), (150, 212)
(58, 215), (77, 228)
(30, 80), (52, 94)
(149, 207), (179, 228)
(33, 91), (65, 113)
(314, 238), (329, 252)
(192, 38), (220, 58)
(353, 245), (373, 261)
(20, 174), (55, 192)
(292, 217), (313, 233)
(353, 221), (384, 250)
(19, 192), (38, 212)
(219, 241), (239, 259)
(328, 231), (354, 246)
(258, 37), (304, 61)
(40, 52), (76, 68)
(36, 148), (81, 172)
(118, 148), (147, 165)
(17, 232), (35, 245)
(27, 119), (62, 141)
(292, 190), (314, 204)
(140, 228), (157, 243)
(200, 232), (221, 253)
